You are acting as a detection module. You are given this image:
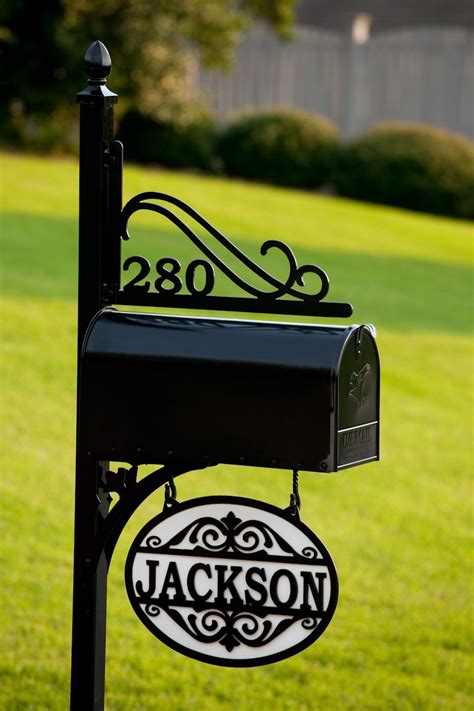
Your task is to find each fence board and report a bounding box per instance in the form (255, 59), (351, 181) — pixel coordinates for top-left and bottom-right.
(195, 25), (474, 139)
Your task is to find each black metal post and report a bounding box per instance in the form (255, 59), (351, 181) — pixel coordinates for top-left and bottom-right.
(71, 41), (118, 711)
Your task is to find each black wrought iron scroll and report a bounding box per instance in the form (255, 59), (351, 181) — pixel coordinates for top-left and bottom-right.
(146, 604), (320, 654)
(116, 192), (353, 318)
(141, 510), (319, 562)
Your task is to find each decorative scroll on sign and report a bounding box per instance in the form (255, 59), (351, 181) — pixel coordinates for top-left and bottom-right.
(125, 496), (338, 666)
(117, 192), (352, 318)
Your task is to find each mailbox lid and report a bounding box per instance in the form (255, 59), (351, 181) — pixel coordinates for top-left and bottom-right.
(84, 310), (356, 371)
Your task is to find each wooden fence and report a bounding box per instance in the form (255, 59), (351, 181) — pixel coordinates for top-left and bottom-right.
(195, 25), (474, 138)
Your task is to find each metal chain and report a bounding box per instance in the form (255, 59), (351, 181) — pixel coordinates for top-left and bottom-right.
(163, 476), (178, 511)
(288, 469), (301, 517)
(164, 471), (300, 515)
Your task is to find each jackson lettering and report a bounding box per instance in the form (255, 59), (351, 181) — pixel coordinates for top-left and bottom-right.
(135, 559), (327, 612)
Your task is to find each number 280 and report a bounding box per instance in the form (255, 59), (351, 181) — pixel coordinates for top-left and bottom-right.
(122, 256), (215, 296)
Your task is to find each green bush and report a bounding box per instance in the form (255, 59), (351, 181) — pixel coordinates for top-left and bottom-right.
(0, 104), (78, 155)
(218, 108), (338, 188)
(333, 123), (474, 219)
(118, 111), (217, 172)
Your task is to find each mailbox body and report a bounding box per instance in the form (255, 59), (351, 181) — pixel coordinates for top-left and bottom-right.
(80, 310), (379, 472)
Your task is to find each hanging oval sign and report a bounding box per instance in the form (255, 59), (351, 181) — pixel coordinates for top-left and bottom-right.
(125, 496), (338, 667)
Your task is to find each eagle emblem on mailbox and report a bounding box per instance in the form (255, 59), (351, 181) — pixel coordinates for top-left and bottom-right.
(349, 364), (371, 408)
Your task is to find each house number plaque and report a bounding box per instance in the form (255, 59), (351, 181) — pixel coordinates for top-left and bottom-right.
(125, 496), (338, 666)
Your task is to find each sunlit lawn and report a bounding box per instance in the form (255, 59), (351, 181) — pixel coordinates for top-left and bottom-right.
(0, 151), (472, 710)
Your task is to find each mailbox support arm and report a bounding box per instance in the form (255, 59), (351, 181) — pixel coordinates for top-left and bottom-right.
(101, 462), (211, 567)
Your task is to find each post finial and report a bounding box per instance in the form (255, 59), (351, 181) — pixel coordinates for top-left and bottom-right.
(84, 41), (112, 84)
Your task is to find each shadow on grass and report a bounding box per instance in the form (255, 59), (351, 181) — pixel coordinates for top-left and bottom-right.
(1, 212), (471, 335)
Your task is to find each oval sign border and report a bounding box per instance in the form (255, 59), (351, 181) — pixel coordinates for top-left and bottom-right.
(125, 495), (339, 667)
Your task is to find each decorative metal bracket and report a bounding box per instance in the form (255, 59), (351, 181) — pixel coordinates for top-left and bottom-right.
(96, 461), (210, 568)
(116, 192), (353, 318)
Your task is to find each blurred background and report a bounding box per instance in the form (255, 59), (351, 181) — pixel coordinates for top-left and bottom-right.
(198, 0), (474, 139)
(0, 1), (473, 709)
(1, 0), (473, 218)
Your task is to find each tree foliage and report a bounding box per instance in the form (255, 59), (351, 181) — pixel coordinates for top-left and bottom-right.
(0, 0), (295, 126)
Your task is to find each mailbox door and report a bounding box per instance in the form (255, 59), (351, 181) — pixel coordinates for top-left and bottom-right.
(336, 326), (380, 470)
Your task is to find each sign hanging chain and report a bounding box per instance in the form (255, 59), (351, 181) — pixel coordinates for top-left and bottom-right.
(163, 476), (179, 511)
(163, 471), (301, 516)
(288, 469), (301, 518)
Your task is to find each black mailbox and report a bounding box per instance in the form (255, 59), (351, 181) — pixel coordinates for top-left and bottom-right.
(80, 309), (379, 472)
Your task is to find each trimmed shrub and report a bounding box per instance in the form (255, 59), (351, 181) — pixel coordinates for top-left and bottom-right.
(0, 104), (78, 154)
(218, 108), (338, 189)
(118, 111), (217, 172)
(333, 123), (474, 219)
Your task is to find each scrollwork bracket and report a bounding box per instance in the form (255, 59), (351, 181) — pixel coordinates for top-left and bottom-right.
(115, 191), (353, 318)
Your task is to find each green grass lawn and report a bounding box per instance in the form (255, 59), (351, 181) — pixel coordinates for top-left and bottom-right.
(0, 151), (472, 710)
